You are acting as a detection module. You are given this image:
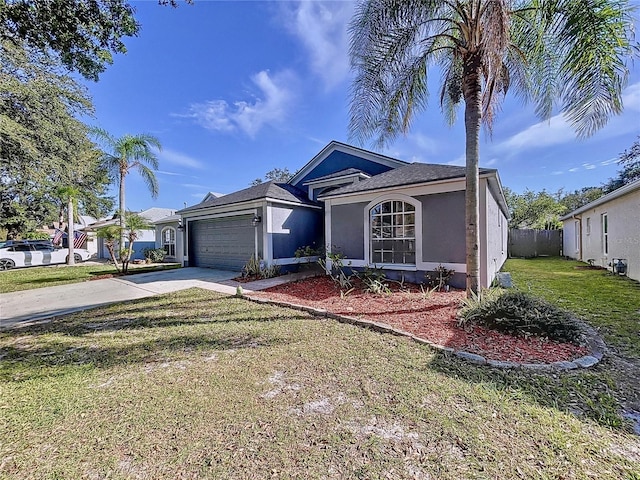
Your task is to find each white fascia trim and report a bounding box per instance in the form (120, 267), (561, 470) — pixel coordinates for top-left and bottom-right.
(289, 141), (407, 186)
(182, 203), (263, 220)
(303, 173), (371, 187)
(264, 197), (323, 210)
(363, 192), (423, 267)
(272, 256), (320, 266)
(340, 259), (466, 273)
(323, 177), (466, 204)
(324, 199), (332, 273)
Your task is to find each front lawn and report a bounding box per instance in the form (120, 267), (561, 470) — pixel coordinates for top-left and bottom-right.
(0, 262), (181, 294)
(504, 257), (640, 357)
(1, 288), (638, 479)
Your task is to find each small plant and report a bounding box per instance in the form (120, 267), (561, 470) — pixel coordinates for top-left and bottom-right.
(359, 266), (391, 295)
(425, 265), (455, 291)
(294, 244), (323, 258)
(419, 284), (437, 300)
(142, 247), (166, 263)
(458, 289), (583, 343)
(242, 254), (281, 280)
(318, 248), (356, 293)
(242, 254), (262, 278)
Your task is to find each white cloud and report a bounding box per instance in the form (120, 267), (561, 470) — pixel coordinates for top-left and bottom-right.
(183, 70), (296, 137)
(280, 1), (353, 89)
(156, 170), (186, 177)
(552, 171), (563, 175)
(622, 81), (640, 111)
(159, 148), (205, 170)
(181, 183), (210, 189)
(485, 158), (498, 166)
(497, 81), (640, 153)
(583, 163), (596, 170)
(568, 167), (580, 172)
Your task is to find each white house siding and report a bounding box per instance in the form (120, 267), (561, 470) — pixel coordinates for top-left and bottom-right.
(562, 218), (580, 259)
(577, 189), (640, 281)
(480, 178), (509, 289)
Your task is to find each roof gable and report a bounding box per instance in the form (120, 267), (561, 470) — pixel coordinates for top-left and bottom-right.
(319, 163), (496, 198)
(560, 178), (640, 220)
(288, 141), (408, 188)
(178, 181), (319, 213)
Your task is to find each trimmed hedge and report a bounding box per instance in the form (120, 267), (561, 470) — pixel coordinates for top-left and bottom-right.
(459, 290), (582, 343)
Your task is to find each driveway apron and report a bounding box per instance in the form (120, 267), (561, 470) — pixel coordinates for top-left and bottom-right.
(0, 267), (240, 328)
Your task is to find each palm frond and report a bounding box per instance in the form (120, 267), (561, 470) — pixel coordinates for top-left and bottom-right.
(137, 164), (160, 199)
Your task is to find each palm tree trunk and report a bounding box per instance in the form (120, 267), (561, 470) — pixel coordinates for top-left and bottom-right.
(119, 166), (126, 260)
(67, 196), (75, 265)
(463, 54), (482, 297)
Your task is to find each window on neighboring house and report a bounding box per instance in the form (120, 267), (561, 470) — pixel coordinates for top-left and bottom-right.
(370, 200), (416, 264)
(574, 220), (580, 252)
(586, 217), (591, 235)
(601, 213), (608, 255)
(162, 227), (176, 257)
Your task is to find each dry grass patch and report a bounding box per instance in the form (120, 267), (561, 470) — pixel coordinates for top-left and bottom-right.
(0, 288), (638, 479)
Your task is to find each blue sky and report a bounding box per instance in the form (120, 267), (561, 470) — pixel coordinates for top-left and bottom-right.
(84, 1), (640, 213)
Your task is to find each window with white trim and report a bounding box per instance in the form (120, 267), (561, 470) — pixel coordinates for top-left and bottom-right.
(162, 227), (176, 257)
(370, 200), (416, 264)
(601, 213), (608, 255)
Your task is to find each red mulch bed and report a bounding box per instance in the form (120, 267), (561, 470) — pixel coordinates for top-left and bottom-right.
(252, 276), (589, 364)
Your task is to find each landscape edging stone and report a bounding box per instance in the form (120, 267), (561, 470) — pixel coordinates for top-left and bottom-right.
(242, 295), (605, 371)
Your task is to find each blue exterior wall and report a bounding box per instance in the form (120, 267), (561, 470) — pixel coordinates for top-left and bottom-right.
(292, 151), (396, 187)
(272, 206), (323, 259)
(127, 241), (155, 260)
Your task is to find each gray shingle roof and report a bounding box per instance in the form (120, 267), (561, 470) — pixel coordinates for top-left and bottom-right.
(303, 168), (368, 183)
(320, 163), (496, 197)
(179, 181), (318, 213)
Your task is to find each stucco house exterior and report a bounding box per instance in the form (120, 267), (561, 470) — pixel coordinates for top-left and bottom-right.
(87, 207), (176, 260)
(177, 141), (509, 289)
(561, 178), (640, 282)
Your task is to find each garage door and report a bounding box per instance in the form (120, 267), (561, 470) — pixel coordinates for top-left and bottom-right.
(190, 215), (255, 270)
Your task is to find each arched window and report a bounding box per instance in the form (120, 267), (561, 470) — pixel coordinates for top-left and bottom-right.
(370, 200), (416, 264)
(162, 227), (176, 257)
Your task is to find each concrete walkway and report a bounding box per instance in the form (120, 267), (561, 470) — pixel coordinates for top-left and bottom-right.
(0, 267), (319, 328)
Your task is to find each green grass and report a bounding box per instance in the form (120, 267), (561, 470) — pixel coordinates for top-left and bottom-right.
(504, 257), (640, 357)
(0, 263), (181, 294)
(1, 287), (639, 479)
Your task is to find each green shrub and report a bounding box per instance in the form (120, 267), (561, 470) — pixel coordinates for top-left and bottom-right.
(142, 247), (166, 263)
(242, 254), (281, 279)
(458, 290), (582, 343)
(24, 231), (51, 240)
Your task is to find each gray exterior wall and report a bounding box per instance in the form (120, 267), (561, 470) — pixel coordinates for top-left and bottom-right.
(271, 205), (323, 259)
(417, 191), (466, 264)
(330, 202), (367, 259)
(483, 181), (509, 287)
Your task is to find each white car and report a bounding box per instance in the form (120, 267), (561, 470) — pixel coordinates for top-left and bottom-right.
(0, 242), (92, 270)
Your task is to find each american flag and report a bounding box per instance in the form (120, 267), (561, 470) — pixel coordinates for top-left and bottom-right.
(73, 231), (87, 249)
(53, 228), (64, 244)
(53, 229), (87, 249)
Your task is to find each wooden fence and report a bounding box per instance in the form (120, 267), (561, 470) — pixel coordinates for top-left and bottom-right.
(508, 229), (562, 258)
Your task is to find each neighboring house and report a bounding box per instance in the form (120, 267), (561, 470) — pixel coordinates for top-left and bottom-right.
(86, 207), (176, 260)
(561, 178), (640, 282)
(178, 141), (509, 289)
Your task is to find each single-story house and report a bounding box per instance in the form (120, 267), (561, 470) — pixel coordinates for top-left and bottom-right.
(86, 207), (176, 260)
(178, 141), (509, 289)
(561, 178), (640, 282)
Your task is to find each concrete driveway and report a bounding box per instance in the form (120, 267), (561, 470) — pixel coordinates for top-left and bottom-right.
(0, 267), (242, 328)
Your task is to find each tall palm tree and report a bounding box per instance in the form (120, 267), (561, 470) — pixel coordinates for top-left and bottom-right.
(349, 0), (635, 296)
(91, 128), (162, 233)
